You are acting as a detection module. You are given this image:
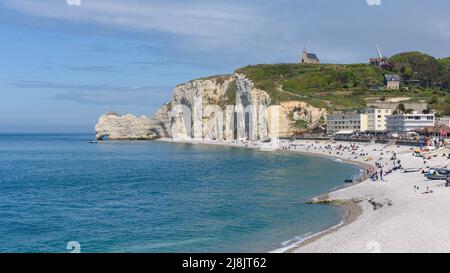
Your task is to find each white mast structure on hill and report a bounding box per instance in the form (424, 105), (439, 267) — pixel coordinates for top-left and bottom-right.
(370, 44), (388, 68)
(376, 44), (384, 59)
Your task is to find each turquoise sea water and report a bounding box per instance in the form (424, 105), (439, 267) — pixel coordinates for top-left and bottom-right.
(0, 134), (359, 253)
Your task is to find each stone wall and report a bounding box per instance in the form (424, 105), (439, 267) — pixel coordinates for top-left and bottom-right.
(367, 101), (429, 113)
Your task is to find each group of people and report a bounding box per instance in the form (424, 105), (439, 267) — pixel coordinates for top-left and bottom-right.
(276, 140), (402, 182)
(252, 139), (448, 189)
(415, 185), (434, 194)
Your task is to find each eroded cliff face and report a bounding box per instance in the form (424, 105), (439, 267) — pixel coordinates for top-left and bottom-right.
(170, 75), (234, 140)
(169, 73), (274, 141)
(95, 104), (171, 140)
(277, 101), (327, 136)
(234, 73), (271, 140)
(95, 73), (328, 140)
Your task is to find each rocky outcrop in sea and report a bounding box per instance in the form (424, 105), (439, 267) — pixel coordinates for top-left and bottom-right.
(95, 104), (171, 140)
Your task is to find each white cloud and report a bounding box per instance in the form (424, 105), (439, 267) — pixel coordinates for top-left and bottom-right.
(10, 80), (172, 105)
(4, 0), (449, 64)
(2, 0), (265, 49)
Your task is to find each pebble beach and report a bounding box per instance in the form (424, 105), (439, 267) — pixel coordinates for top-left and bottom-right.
(160, 138), (450, 253)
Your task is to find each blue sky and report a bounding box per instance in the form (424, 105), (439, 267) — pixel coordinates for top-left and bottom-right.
(1, 0), (450, 133)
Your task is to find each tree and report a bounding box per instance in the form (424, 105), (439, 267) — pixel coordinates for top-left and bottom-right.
(389, 52), (444, 89)
(397, 103), (406, 114)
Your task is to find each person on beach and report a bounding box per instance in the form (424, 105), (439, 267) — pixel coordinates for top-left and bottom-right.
(446, 173), (450, 187)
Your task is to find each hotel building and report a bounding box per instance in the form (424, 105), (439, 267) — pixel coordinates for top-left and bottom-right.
(386, 113), (435, 132)
(361, 108), (392, 132)
(326, 112), (362, 134)
(326, 107), (393, 134)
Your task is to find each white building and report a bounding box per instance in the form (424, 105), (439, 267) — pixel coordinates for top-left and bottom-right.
(326, 112), (362, 134)
(386, 113), (435, 132)
(326, 107), (392, 134)
(361, 108), (392, 132)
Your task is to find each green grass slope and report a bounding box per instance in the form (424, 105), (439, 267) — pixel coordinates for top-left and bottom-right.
(235, 52), (450, 114)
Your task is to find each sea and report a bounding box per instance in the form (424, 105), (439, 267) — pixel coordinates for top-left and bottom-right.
(0, 134), (360, 253)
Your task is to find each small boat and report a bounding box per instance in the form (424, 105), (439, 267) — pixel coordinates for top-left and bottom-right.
(403, 168), (421, 173)
(90, 140), (98, 144)
(344, 179), (354, 184)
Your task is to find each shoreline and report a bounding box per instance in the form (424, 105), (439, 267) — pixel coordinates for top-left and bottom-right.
(158, 138), (450, 252)
(281, 197), (363, 253)
(157, 138), (375, 252)
(291, 143), (449, 253)
(274, 150), (372, 252)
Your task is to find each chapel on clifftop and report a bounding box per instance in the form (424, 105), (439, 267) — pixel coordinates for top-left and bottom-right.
(300, 46), (320, 64)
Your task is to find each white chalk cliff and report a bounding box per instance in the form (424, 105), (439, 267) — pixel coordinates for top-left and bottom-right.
(95, 104), (171, 140)
(95, 73), (327, 140)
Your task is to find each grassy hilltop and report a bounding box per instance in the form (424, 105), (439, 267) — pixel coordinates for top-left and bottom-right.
(235, 51), (450, 115)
